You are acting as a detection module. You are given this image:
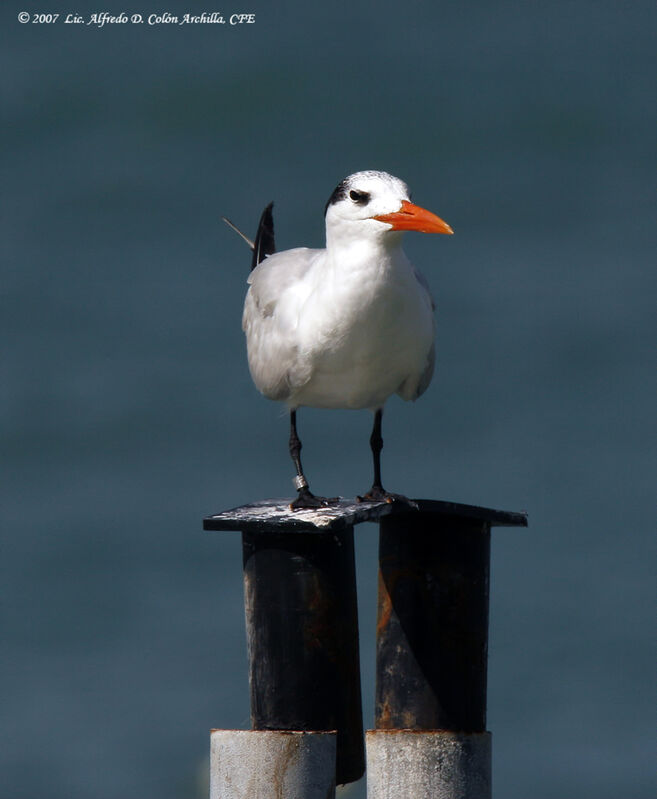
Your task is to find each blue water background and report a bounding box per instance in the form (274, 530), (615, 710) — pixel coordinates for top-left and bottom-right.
(2, 1), (655, 797)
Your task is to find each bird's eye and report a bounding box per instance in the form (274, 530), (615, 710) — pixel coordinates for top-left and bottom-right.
(349, 189), (370, 205)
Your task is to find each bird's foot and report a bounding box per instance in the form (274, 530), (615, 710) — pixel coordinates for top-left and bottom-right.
(357, 486), (418, 509)
(290, 488), (340, 511)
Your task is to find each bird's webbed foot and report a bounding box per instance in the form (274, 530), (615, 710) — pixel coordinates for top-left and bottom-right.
(290, 487), (340, 511)
(357, 485), (418, 509)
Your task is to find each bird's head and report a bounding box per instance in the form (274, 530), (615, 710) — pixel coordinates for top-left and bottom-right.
(324, 170), (453, 248)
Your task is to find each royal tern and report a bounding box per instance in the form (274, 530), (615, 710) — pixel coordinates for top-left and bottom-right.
(230, 170), (453, 509)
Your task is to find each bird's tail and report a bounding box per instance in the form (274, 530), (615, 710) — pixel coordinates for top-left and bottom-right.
(221, 202), (276, 272)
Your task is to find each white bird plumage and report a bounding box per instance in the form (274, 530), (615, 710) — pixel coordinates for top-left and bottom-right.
(238, 170), (453, 508)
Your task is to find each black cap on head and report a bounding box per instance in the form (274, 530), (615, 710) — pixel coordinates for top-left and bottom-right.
(324, 178), (348, 216)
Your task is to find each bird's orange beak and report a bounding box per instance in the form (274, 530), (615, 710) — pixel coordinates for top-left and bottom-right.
(374, 200), (453, 234)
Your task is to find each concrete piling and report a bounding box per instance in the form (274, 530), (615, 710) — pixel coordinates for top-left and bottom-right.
(366, 730), (491, 799)
(210, 729), (337, 799)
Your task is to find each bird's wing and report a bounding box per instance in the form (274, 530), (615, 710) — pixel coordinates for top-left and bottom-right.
(242, 248), (321, 402)
(413, 265), (436, 311)
(409, 266), (436, 399)
(415, 340), (435, 399)
(222, 202), (275, 268)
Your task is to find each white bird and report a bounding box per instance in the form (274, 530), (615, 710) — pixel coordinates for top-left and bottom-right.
(229, 170), (453, 509)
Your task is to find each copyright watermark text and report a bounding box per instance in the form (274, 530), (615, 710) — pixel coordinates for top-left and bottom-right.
(17, 11), (256, 27)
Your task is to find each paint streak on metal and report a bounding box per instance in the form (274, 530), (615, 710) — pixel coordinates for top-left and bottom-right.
(376, 560), (420, 639)
(376, 568), (393, 638)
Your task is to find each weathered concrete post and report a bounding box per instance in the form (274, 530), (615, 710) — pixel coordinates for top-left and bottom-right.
(210, 730), (337, 799)
(366, 500), (527, 799)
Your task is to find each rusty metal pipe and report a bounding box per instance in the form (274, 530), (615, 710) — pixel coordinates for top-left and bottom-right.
(375, 511), (491, 731)
(369, 500), (526, 798)
(242, 526), (364, 785)
(204, 496), (526, 794)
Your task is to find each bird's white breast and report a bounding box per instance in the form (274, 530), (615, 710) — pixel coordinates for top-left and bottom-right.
(286, 244), (434, 410)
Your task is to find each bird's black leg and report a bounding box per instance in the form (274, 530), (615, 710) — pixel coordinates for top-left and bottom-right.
(370, 408), (385, 495)
(358, 409), (387, 501)
(289, 410), (338, 510)
(358, 409), (417, 507)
